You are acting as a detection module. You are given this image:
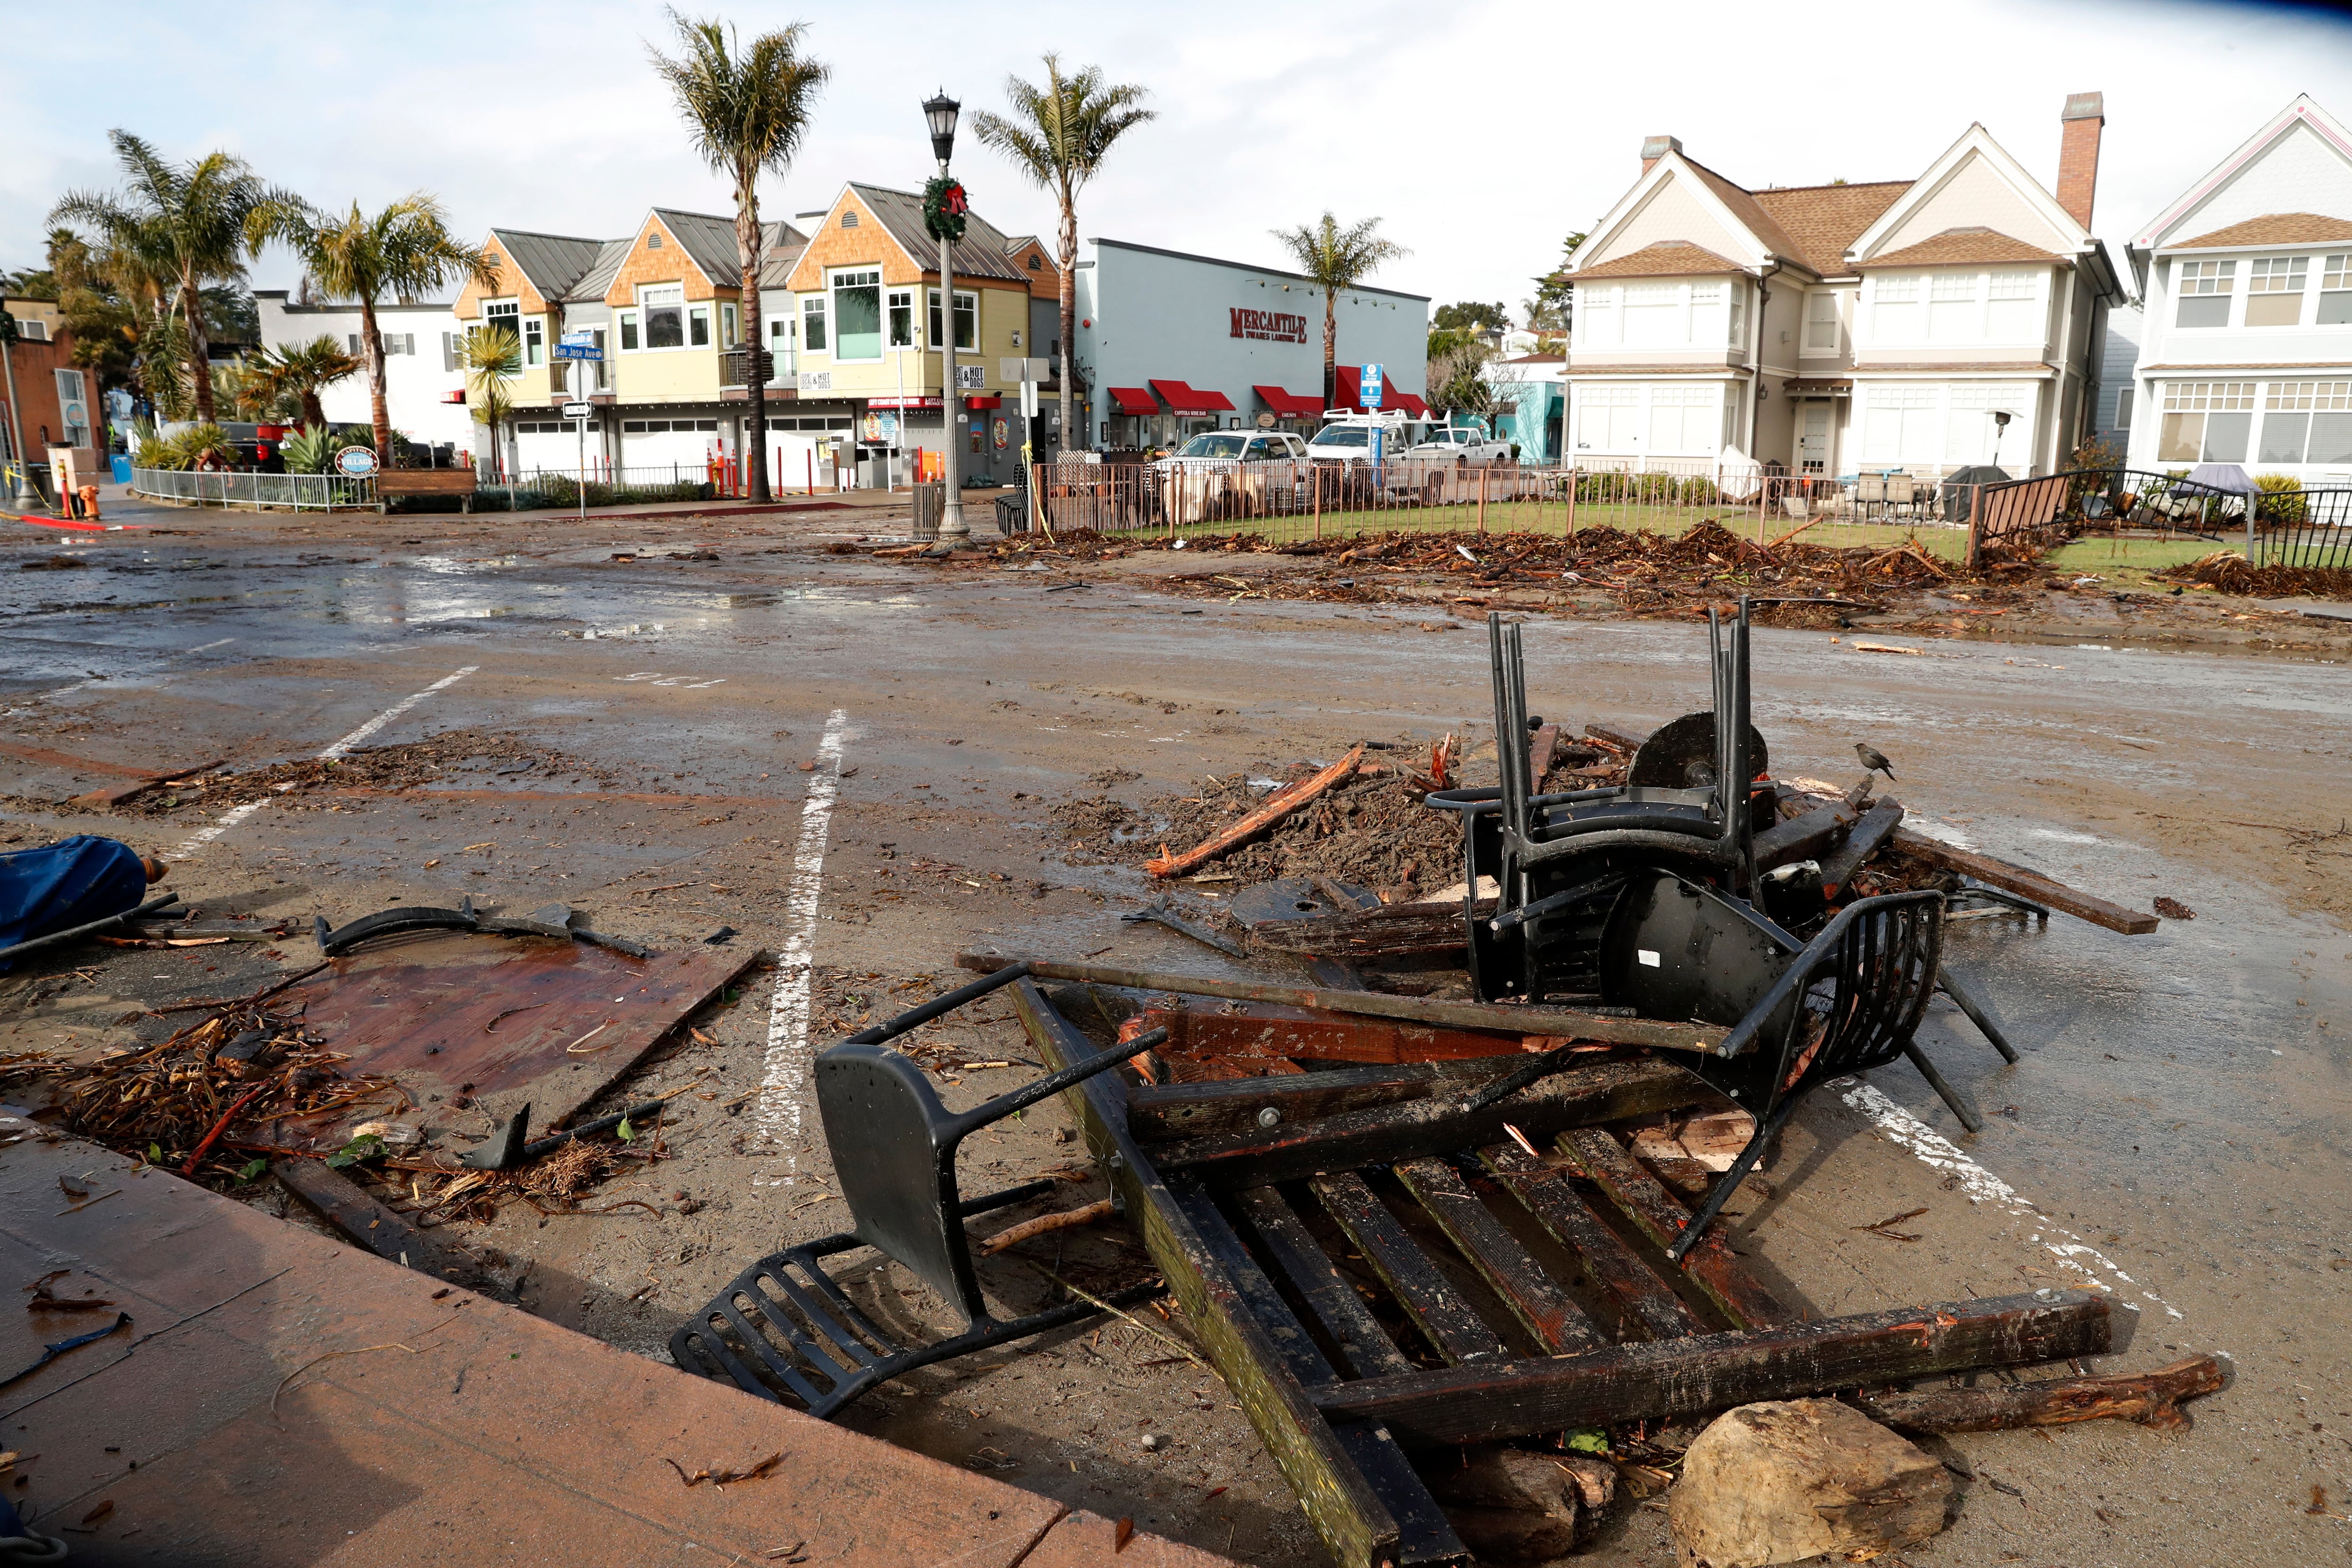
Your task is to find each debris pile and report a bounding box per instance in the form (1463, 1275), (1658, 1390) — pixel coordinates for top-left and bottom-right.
(115, 728), (621, 819)
(2157, 548), (2352, 598)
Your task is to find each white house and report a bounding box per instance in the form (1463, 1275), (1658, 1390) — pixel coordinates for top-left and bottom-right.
(254, 291), (472, 454)
(2122, 95), (2352, 482)
(1562, 96), (2123, 481)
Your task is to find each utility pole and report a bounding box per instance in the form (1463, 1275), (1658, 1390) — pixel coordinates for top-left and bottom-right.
(924, 90), (968, 545)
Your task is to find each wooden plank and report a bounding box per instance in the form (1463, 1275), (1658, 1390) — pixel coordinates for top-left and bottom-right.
(1311, 1173), (1506, 1365)
(959, 951), (1730, 1053)
(1233, 1187), (1415, 1379)
(1818, 797), (1904, 896)
(1126, 1060), (1484, 1142)
(1557, 1127), (1793, 1330)
(1392, 1158), (1605, 1354)
(1008, 980), (1450, 1568)
(1887, 827), (2159, 935)
(1478, 1142), (1701, 1343)
(1157, 1058), (1709, 1189)
(1146, 1003), (1575, 1067)
(1146, 745), (1364, 877)
(274, 1158), (483, 1287)
(1310, 1291), (2113, 1446)
(1527, 723), (1561, 795)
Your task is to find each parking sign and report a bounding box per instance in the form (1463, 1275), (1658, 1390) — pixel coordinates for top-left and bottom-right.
(1362, 363), (1384, 409)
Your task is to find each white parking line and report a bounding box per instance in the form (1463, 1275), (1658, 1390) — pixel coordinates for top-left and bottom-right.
(169, 665), (479, 860)
(1837, 1076), (2183, 1319)
(755, 709), (851, 1184)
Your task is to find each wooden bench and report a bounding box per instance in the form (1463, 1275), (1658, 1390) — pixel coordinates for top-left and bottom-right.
(375, 468), (478, 513)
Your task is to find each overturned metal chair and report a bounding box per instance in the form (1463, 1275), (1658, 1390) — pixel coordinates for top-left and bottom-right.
(672, 962), (1165, 1417)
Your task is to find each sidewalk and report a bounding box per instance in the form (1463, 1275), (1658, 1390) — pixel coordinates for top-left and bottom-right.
(0, 1116), (1226, 1568)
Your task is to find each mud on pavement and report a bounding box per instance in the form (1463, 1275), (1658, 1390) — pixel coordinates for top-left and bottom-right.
(3, 500), (2350, 1567)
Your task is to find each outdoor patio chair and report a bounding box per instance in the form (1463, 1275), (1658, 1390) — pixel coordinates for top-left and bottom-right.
(671, 962), (1167, 1417)
(1856, 474), (1887, 520)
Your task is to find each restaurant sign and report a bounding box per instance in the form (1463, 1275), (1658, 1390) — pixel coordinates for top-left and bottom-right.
(1229, 307), (1309, 344)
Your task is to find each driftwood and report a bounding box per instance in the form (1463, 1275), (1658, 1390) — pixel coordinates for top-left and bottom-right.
(1886, 827), (2159, 934)
(1146, 745), (1365, 877)
(977, 1197), (1117, 1256)
(1247, 897), (1497, 959)
(1855, 1354), (2224, 1434)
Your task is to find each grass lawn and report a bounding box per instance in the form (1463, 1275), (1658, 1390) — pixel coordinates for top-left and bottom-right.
(2047, 534), (2234, 582)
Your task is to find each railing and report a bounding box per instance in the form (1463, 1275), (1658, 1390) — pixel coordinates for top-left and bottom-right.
(130, 467), (376, 510)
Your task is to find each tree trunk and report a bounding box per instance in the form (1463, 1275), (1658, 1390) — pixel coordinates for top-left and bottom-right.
(302, 390), (324, 430)
(1058, 185), (1078, 460)
(1323, 287), (1338, 409)
(183, 268), (216, 426)
(359, 296), (390, 461)
(738, 180), (770, 504)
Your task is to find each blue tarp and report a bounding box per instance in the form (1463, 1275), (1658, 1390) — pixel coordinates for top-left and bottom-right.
(0, 835), (151, 968)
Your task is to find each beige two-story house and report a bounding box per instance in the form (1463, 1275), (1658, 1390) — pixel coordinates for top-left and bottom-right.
(1564, 95), (2123, 482)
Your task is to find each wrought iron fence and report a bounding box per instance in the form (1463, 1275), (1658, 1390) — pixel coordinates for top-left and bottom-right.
(130, 467), (376, 510)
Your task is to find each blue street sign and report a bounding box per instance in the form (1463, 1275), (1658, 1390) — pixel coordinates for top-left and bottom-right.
(1362, 362), (1384, 409)
(553, 332), (603, 362)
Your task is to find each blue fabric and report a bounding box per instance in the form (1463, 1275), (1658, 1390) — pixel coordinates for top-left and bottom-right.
(0, 835), (149, 966)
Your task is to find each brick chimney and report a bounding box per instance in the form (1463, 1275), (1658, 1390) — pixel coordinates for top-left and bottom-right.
(2057, 92), (2104, 230)
(1641, 135), (1683, 175)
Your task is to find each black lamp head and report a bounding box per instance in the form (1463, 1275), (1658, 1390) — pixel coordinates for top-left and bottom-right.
(923, 90), (961, 164)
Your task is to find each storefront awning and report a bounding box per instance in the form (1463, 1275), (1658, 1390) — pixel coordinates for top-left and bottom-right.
(1148, 379), (1236, 415)
(1252, 385), (1321, 417)
(964, 395), (1001, 410)
(869, 396), (942, 409)
(1391, 390), (1428, 418)
(1327, 367), (1428, 418)
(1107, 386), (1157, 416)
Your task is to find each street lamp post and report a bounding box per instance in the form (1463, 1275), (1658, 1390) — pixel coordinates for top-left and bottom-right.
(925, 89), (968, 545)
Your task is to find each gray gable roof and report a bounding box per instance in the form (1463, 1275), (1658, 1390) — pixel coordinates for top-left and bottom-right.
(646, 211), (809, 290)
(563, 239), (636, 304)
(844, 183), (1025, 282)
(490, 229), (610, 300)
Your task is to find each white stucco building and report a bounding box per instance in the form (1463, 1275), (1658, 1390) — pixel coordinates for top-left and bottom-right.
(254, 291), (473, 454)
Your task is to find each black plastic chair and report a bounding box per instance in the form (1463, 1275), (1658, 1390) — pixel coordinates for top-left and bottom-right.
(672, 963), (1166, 1417)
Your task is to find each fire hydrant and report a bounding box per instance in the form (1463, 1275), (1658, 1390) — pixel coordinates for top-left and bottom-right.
(77, 485), (100, 522)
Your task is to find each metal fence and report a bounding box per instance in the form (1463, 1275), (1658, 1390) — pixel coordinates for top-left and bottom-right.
(130, 467), (376, 510)
(2020, 467), (2352, 569)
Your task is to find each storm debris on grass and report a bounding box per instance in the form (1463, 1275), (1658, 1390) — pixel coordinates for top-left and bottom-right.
(2157, 549), (2352, 599)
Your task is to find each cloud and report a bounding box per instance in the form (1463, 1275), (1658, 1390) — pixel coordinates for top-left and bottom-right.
(13, 0), (2352, 319)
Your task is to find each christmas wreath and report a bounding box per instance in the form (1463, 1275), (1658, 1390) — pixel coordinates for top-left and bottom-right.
(922, 175), (969, 243)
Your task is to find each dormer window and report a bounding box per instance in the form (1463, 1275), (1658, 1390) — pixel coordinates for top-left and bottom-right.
(842, 211), (859, 228)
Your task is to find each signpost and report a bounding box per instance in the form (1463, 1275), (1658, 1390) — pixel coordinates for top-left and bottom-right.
(552, 334), (604, 526)
(335, 445), (377, 478)
(1363, 362), (1385, 481)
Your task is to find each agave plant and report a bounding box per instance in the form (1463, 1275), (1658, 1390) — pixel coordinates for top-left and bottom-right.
(278, 423), (340, 474)
(154, 423), (237, 470)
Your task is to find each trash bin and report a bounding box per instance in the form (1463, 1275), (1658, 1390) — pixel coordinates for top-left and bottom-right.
(911, 482), (944, 541)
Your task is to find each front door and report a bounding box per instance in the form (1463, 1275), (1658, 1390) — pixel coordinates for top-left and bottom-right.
(1798, 405), (1829, 474)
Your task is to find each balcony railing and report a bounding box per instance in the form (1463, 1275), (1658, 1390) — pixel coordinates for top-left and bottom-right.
(721, 347), (795, 389)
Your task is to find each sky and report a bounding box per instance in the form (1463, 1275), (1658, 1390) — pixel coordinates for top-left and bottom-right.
(10, 0), (2352, 316)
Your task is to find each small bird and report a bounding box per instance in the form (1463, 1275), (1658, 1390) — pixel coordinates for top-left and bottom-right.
(1855, 742), (1897, 781)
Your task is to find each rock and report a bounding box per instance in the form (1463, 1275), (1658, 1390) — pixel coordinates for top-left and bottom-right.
(1424, 1446), (1612, 1560)
(1668, 1399), (1952, 1568)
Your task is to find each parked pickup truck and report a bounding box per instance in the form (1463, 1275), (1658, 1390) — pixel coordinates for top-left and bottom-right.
(1406, 424), (1511, 464)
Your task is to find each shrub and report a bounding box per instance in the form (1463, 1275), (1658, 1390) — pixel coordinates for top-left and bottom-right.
(278, 424), (342, 474)
(150, 424), (238, 470)
(2254, 472), (2308, 525)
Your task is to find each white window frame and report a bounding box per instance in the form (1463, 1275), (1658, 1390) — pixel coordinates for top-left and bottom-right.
(888, 288), (915, 349)
(828, 267), (885, 364)
(2321, 255), (2352, 326)
(2245, 256), (2309, 328)
(802, 294), (828, 357)
(1985, 270), (2041, 343)
(927, 288), (978, 352)
(637, 284), (689, 352)
(768, 312), (796, 380)
(722, 302), (739, 348)
(1576, 284), (1619, 349)
(523, 317), (544, 366)
(1868, 274), (1922, 343)
(618, 310), (640, 353)
(480, 298), (521, 355)
(1803, 291), (1841, 354)
(2173, 259), (2236, 330)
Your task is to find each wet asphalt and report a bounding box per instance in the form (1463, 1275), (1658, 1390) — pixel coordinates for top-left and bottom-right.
(3, 504), (2350, 1566)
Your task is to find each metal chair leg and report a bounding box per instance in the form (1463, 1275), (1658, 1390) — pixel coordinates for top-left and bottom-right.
(1938, 964), (2020, 1063)
(1901, 1041), (1984, 1133)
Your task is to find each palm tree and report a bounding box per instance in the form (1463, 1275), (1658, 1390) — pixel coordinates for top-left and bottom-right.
(247, 335), (362, 429)
(972, 56), (1154, 459)
(49, 131), (284, 425)
(648, 9), (828, 505)
(246, 194), (499, 460)
(1269, 213), (1411, 408)
(462, 324), (522, 482)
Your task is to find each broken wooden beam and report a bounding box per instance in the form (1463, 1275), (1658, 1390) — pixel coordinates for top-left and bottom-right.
(958, 951), (1731, 1053)
(1125, 1058), (1518, 1141)
(1311, 1290), (2114, 1445)
(1752, 797), (1863, 869)
(1146, 745), (1365, 877)
(1247, 899), (1492, 960)
(1558, 1126), (1793, 1329)
(1886, 828), (2159, 935)
(1819, 798), (1905, 896)
(1152, 1059), (1707, 1188)
(1854, 1353), (2224, 1434)
(274, 1158), (485, 1287)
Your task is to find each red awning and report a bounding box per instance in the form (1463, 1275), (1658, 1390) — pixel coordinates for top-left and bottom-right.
(1148, 379), (1236, 415)
(964, 394), (1001, 410)
(1252, 384), (1321, 416)
(1392, 391), (1428, 418)
(1108, 386), (1157, 416)
(1330, 366), (1420, 416)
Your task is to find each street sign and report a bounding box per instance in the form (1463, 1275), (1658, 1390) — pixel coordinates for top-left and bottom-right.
(553, 332), (602, 362)
(1019, 381), (1039, 419)
(1362, 362), (1384, 409)
(335, 446), (378, 478)
(562, 401), (593, 420)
